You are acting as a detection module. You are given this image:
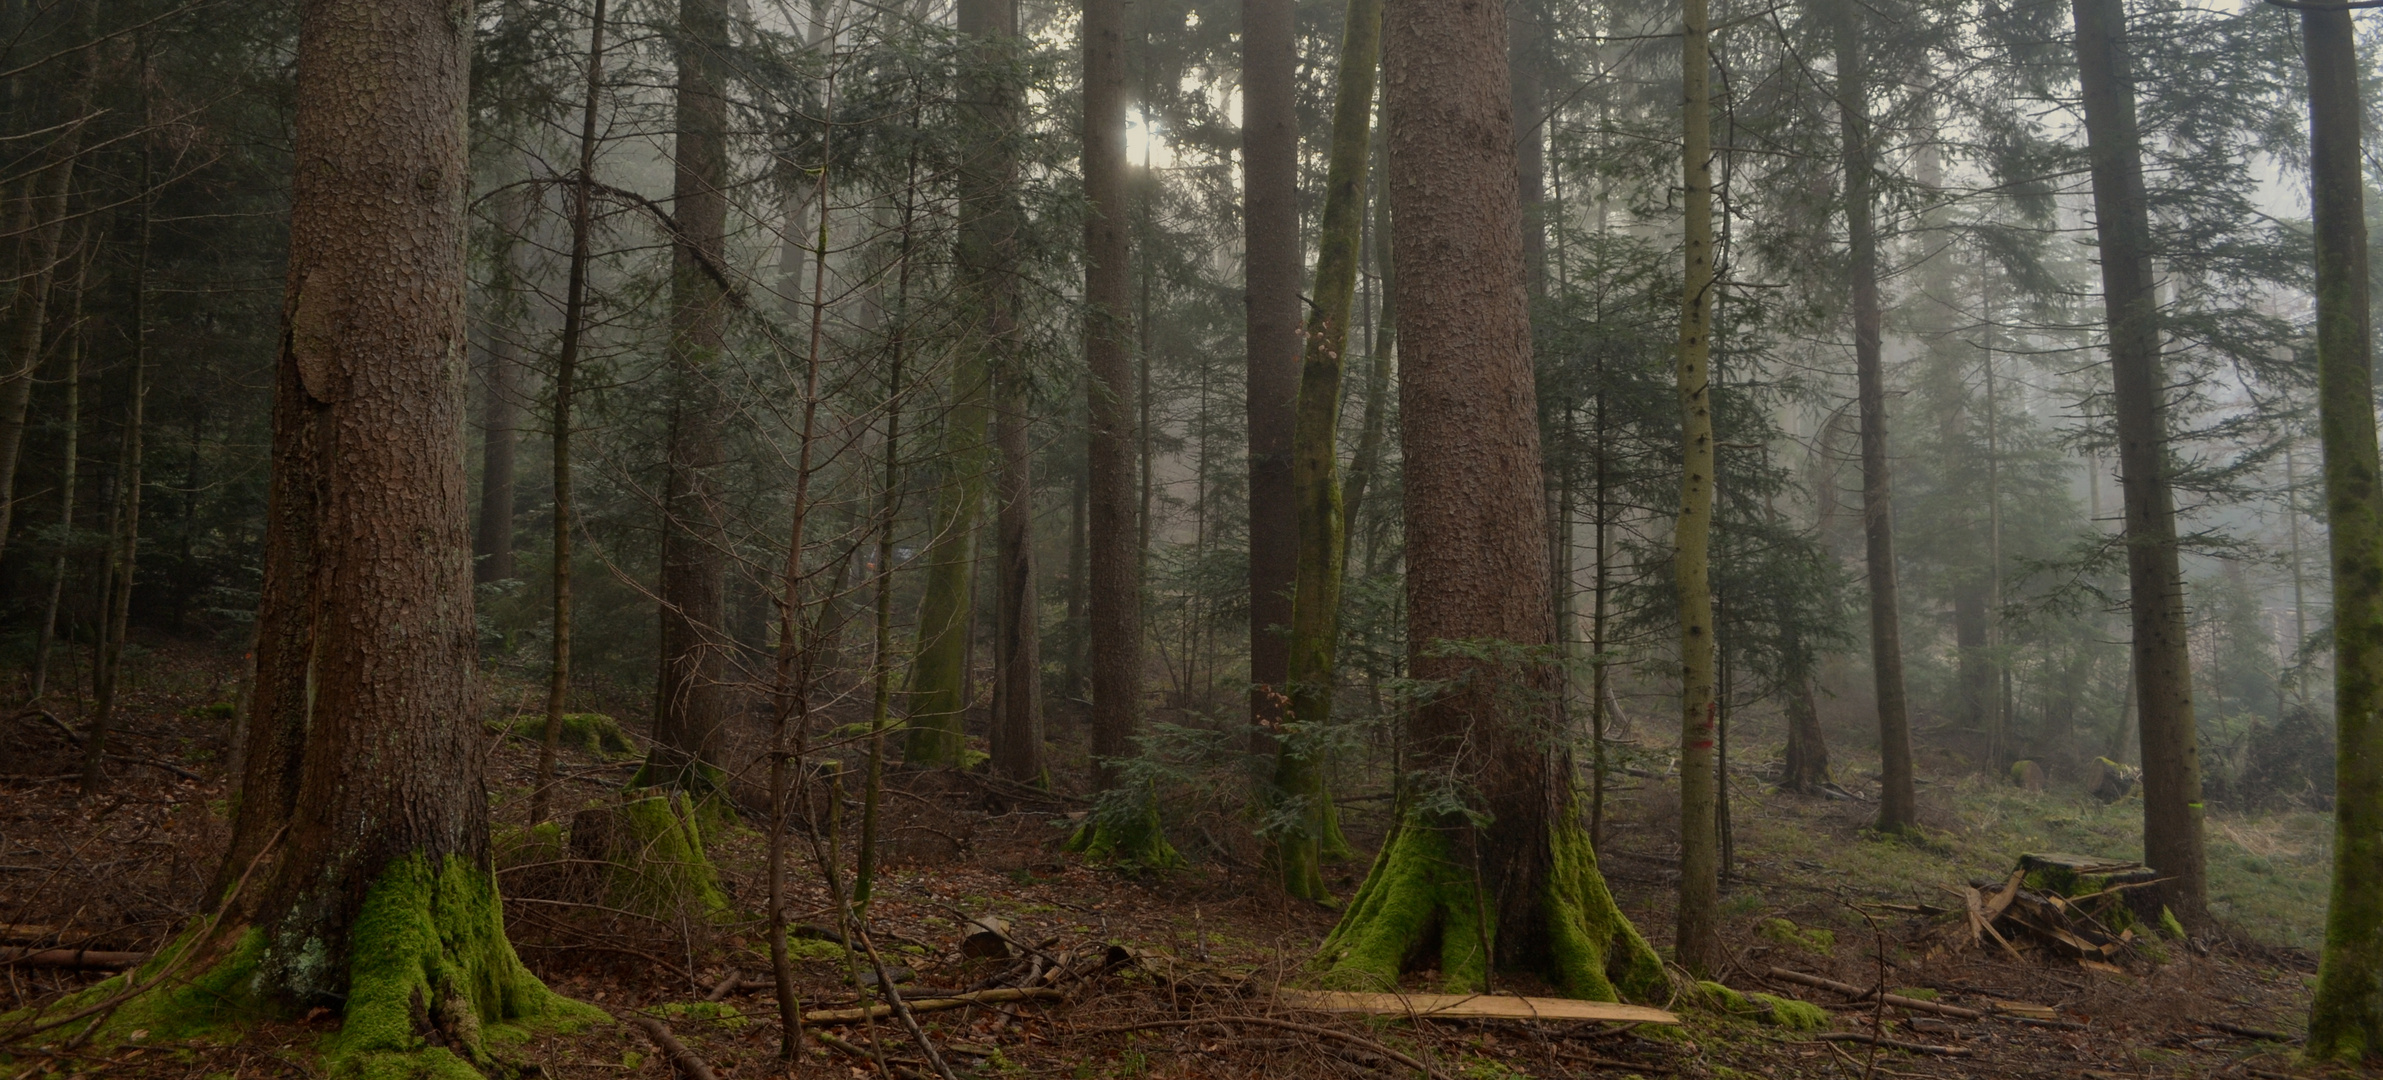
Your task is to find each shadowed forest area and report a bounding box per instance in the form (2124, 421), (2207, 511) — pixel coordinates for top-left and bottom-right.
(2, 0), (2383, 1076)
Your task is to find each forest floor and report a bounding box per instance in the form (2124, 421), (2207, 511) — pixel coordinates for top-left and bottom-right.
(0, 639), (2354, 1079)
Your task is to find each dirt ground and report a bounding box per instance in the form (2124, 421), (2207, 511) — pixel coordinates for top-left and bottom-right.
(0, 640), (2353, 1079)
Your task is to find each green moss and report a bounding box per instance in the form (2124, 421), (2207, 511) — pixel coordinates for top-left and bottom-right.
(1690, 982), (1826, 1029)
(489, 713), (633, 758)
(324, 853), (601, 1080)
(598, 793), (729, 919)
(1887, 987), (1936, 1001)
(656, 1002), (744, 1029)
(2160, 906), (2188, 941)
(1065, 787), (1183, 872)
(1757, 917), (1834, 956)
(1316, 809), (1662, 1001)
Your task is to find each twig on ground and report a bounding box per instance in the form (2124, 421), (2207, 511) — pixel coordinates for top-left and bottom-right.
(2204, 1019), (2296, 1042)
(1550, 1046), (1676, 1072)
(810, 1028), (932, 1080)
(802, 987), (1063, 1025)
(1077, 1016), (1455, 1080)
(1813, 1032), (1974, 1056)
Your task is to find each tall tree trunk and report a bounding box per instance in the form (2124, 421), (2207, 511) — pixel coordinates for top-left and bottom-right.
(475, 185), (532, 585)
(1780, 671), (1830, 793)
(533, 0), (608, 829)
(1837, 0), (1916, 835)
(1071, 0), (1171, 863)
(983, 17), (1045, 788)
(901, 367), (989, 767)
(81, 197), (148, 798)
(203, 1), (582, 1063)
(1275, 0), (1380, 900)
(1244, 0), (1299, 752)
(1672, 0), (1721, 976)
(649, 0), (734, 791)
(1316, 0), (1661, 1000)
(29, 239), (85, 703)
(0, 38), (87, 569)
(2069, 0), (2205, 922)
(1342, 111), (1394, 566)
(2300, 5), (2383, 1059)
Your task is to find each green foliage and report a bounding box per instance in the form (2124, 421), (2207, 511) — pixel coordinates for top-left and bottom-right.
(488, 714), (633, 759)
(1690, 981), (1828, 1030)
(1757, 917), (1834, 956)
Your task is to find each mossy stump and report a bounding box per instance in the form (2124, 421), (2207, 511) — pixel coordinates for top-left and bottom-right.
(491, 713), (633, 758)
(1315, 811), (1664, 1000)
(570, 792), (729, 920)
(1065, 786), (1183, 871)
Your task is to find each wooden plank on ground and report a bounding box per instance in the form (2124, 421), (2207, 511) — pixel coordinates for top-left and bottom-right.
(1279, 990), (1677, 1025)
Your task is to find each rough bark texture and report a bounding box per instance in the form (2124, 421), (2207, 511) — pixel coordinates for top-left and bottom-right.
(1780, 674), (1831, 794)
(474, 184), (532, 585)
(200, 2), (585, 1069)
(964, 0), (1043, 785)
(1318, 0), (1659, 1000)
(901, 358), (989, 766)
(1276, 0), (1380, 900)
(646, 0), (734, 793)
(2069, 0), (2205, 923)
(1244, 0), (1299, 750)
(1672, 0), (1721, 977)
(1837, 0), (1916, 836)
(1082, 0), (1146, 818)
(1342, 117), (1394, 568)
(2300, 5), (2383, 1061)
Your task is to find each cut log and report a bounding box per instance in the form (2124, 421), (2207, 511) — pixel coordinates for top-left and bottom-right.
(961, 915), (1013, 960)
(0, 947), (145, 970)
(1278, 990), (1678, 1025)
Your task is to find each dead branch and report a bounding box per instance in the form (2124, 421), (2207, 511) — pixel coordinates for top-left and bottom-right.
(810, 1028), (932, 1080)
(625, 1013), (718, 1080)
(1077, 1016), (1455, 1080)
(1765, 967), (1986, 1019)
(1813, 1032), (1974, 1056)
(0, 947), (143, 970)
(801, 987), (1063, 1025)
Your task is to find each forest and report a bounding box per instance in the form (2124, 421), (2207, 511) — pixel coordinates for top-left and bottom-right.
(0, 0), (2380, 1075)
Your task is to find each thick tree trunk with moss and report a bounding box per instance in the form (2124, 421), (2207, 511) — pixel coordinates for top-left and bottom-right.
(1671, 0), (1721, 977)
(1245, 0), (1299, 755)
(1837, 0), (1916, 836)
(1317, 0), (1661, 998)
(1275, 0), (1380, 901)
(187, 2), (592, 1070)
(647, 0), (734, 793)
(902, 365), (989, 766)
(2069, 0), (2205, 923)
(1780, 673), (1830, 794)
(2300, 6), (2383, 1061)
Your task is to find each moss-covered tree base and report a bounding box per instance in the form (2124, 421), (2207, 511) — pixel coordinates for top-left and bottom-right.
(492, 713), (634, 759)
(1315, 812), (1664, 1001)
(18, 855), (598, 1080)
(569, 791), (729, 920)
(1065, 792), (1183, 871)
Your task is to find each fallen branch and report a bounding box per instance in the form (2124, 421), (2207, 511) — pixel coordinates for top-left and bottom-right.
(810, 1029), (932, 1080)
(1813, 1032), (1973, 1056)
(1077, 1016), (1453, 1080)
(1766, 968), (1985, 1019)
(2204, 1019), (2297, 1042)
(801, 987), (1062, 1025)
(0, 948), (144, 970)
(625, 1014), (719, 1080)
(1551, 1046), (1676, 1073)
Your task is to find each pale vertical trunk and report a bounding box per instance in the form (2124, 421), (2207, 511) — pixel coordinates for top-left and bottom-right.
(475, 184), (532, 584)
(1672, 0), (1720, 975)
(29, 240), (85, 702)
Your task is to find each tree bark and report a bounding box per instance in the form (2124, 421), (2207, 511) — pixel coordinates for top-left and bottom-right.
(1244, 0), (1299, 753)
(0, 28), (88, 571)
(1275, 0), (1380, 900)
(1837, 0), (1916, 835)
(1341, 112), (1394, 568)
(2298, 5), (2383, 1059)
(206, 0), (579, 1062)
(1080, 0), (1152, 848)
(474, 184), (532, 585)
(1671, 0), (1721, 976)
(82, 202), (146, 798)
(2069, 0), (2205, 922)
(649, 0), (735, 791)
(1317, 0), (1660, 999)
(1780, 673), (1831, 794)
(29, 237), (86, 703)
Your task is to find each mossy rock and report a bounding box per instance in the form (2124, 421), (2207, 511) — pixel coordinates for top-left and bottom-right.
(1691, 981), (1830, 1030)
(1757, 917), (1834, 957)
(491, 713), (634, 759)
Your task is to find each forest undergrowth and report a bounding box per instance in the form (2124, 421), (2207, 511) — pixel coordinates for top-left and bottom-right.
(0, 641), (2334, 1079)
